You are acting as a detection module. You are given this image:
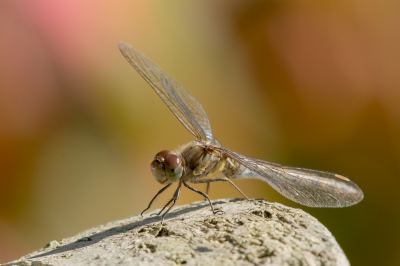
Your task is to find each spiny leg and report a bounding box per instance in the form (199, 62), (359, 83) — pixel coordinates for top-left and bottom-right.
(182, 180), (222, 215)
(141, 183), (172, 216)
(195, 177), (249, 200)
(204, 183), (210, 201)
(150, 197), (173, 217)
(160, 181), (182, 223)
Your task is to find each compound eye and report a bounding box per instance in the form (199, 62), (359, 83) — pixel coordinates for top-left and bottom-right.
(164, 154), (181, 169)
(150, 150), (183, 184)
(154, 150), (171, 161)
(164, 154), (183, 182)
(150, 150), (172, 184)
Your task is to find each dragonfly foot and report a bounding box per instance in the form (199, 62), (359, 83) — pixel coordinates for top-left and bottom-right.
(254, 197), (267, 201)
(212, 209), (224, 215)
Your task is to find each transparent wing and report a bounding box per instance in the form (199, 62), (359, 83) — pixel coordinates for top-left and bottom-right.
(220, 149), (364, 207)
(119, 42), (215, 142)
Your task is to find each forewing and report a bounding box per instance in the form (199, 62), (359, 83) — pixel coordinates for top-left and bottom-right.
(119, 42), (214, 142)
(220, 149), (364, 207)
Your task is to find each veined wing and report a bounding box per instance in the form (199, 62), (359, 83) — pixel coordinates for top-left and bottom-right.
(220, 149), (364, 207)
(119, 42), (215, 143)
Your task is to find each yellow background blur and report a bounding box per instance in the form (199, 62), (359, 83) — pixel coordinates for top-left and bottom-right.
(1, 1), (399, 265)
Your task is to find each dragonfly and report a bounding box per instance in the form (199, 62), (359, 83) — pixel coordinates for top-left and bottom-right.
(118, 42), (364, 222)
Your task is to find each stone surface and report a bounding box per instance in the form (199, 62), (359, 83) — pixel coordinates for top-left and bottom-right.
(2, 199), (349, 266)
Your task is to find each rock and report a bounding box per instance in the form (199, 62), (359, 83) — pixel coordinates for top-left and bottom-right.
(2, 199), (349, 266)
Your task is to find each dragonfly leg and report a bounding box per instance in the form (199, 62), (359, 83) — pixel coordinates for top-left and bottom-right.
(141, 183), (172, 216)
(160, 181), (182, 224)
(151, 197), (173, 217)
(204, 183), (210, 201)
(182, 180), (222, 215)
(194, 177), (249, 200)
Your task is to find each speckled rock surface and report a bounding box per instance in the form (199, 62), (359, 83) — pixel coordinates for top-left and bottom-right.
(2, 199), (349, 266)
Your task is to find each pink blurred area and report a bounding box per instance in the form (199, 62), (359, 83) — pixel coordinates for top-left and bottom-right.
(0, 1), (399, 265)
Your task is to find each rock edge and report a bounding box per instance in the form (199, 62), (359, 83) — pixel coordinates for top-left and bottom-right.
(2, 199), (349, 266)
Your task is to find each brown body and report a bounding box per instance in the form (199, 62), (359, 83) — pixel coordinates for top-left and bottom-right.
(177, 140), (243, 182)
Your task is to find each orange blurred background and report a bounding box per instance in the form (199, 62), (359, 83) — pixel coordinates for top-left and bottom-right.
(1, 1), (399, 265)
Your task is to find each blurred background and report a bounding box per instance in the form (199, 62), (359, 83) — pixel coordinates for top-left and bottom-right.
(0, 0), (399, 265)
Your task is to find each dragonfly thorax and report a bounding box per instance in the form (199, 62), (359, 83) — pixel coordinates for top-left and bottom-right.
(178, 140), (230, 180)
(150, 150), (183, 184)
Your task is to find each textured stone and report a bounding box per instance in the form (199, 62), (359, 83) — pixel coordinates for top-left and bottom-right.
(2, 199), (349, 266)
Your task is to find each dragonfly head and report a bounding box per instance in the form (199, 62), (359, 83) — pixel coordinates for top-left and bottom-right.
(150, 150), (183, 184)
